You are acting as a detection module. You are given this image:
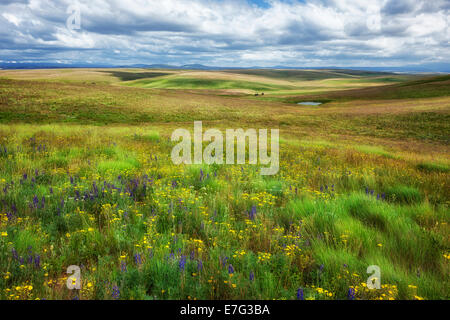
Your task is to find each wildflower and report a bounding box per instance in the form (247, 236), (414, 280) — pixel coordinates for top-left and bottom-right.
(179, 255), (187, 271)
(34, 255), (41, 269)
(348, 288), (355, 300)
(33, 195), (39, 208)
(221, 256), (229, 268)
(249, 271), (255, 281)
(249, 205), (257, 220)
(228, 264), (234, 276)
(297, 288), (304, 300)
(11, 248), (18, 260)
(1, 231), (7, 237)
(134, 253), (142, 265)
(112, 286), (120, 300)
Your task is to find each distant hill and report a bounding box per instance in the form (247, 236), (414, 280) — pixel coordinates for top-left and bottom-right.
(291, 74), (450, 101)
(0, 62), (449, 73)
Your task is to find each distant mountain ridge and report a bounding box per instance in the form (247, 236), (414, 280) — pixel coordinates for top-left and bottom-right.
(1, 62), (449, 74)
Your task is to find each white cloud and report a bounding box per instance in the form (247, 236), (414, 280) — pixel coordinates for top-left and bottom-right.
(0, 0), (448, 67)
(2, 13), (22, 26)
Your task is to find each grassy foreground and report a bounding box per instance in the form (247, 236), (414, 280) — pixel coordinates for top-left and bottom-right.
(0, 69), (448, 300)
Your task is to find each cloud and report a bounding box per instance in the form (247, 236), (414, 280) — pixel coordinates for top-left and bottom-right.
(0, 0), (448, 67)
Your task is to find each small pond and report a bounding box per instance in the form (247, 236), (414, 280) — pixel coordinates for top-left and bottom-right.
(297, 101), (323, 106)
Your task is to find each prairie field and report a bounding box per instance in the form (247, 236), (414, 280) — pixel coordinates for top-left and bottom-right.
(0, 68), (448, 300)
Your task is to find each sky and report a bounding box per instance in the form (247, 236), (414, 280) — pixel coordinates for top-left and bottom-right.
(0, 0), (449, 67)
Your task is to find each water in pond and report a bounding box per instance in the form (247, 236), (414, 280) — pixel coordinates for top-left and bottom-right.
(297, 102), (322, 106)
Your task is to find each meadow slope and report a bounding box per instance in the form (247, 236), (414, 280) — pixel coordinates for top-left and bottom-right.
(0, 69), (448, 300)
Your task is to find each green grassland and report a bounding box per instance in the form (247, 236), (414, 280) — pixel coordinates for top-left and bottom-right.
(0, 68), (448, 300)
(124, 76), (295, 91)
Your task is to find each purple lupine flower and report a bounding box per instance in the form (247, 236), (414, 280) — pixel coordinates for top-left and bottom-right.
(112, 286), (120, 300)
(134, 253), (142, 265)
(120, 261), (127, 272)
(297, 288), (304, 300)
(34, 255), (41, 268)
(11, 248), (18, 260)
(348, 288), (355, 300)
(221, 256), (229, 268)
(249, 271), (255, 281)
(197, 260), (203, 271)
(33, 195), (39, 208)
(249, 205), (257, 220)
(228, 264), (234, 275)
(179, 255), (187, 271)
